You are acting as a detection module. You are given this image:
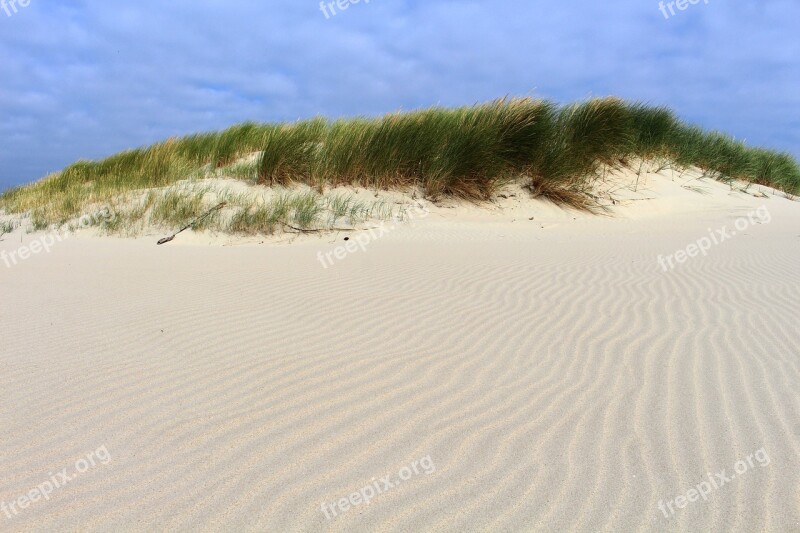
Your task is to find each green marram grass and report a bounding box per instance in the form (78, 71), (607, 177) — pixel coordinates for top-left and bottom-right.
(2, 97), (798, 232)
(0, 220), (18, 237)
(82, 183), (400, 237)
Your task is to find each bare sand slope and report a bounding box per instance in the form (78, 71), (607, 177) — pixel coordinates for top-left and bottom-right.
(1, 175), (799, 532)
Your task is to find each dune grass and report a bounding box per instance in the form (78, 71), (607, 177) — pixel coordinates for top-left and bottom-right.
(2, 97), (798, 233)
(0, 220), (18, 237)
(84, 182), (399, 237)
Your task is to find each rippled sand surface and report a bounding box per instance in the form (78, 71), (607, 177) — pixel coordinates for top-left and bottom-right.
(2, 175), (799, 532)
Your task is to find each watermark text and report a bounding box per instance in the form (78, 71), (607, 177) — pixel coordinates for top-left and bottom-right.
(658, 206), (770, 272)
(321, 455), (435, 520)
(658, 447), (770, 519)
(2, 445), (111, 520)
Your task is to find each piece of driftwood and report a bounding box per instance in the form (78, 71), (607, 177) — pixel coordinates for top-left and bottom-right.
(282, 223), (362, 234)
(157, 203), (227, 245)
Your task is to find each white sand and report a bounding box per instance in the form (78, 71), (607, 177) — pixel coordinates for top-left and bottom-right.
(1, 169), (799, 532)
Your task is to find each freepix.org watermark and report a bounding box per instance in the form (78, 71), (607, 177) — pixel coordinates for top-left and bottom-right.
(658, 447), (770, 519)
(1, 0), (31, 18)
(1, 207), (115, 268)
(317, 204), (429, 269)
(319, 0), (373, 19)
(658, 205), (770, 272)
(658, 0), (709, 20)
(2, 445), (111, 520)
(320, 455), (436, 520)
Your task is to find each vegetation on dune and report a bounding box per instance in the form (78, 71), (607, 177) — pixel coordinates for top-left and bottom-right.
(0, 220), (18, 237)
(1, 97), (798, 233)
(58, 183), (400, 237)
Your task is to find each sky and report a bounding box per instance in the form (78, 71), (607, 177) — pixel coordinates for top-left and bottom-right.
(1, 0), (798, 191)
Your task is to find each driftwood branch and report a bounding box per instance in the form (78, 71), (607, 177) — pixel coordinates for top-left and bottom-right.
(157, 202), (227, 245)
(281, 223), (363, 234)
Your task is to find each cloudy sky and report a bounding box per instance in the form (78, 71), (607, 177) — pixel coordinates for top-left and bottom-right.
(1, 0), (798, 190)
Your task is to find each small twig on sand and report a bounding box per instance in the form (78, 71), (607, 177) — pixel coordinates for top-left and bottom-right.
(157, 202), (227, 245)
(634, 159), (645, 191)
(282, 223), (371, 234)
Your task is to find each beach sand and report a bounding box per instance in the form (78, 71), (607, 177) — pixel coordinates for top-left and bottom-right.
(1, 170), (799, 531)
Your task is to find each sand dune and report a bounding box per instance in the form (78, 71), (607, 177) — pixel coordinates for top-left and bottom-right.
(1, 170), (799, 531)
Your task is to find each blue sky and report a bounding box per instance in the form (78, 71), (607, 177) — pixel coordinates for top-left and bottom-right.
(1, 0), (798, 191)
